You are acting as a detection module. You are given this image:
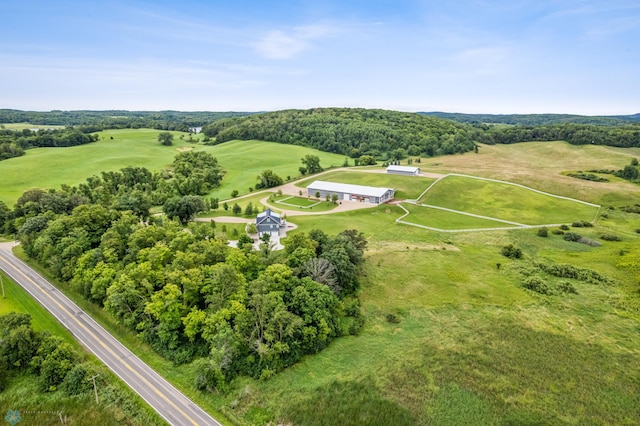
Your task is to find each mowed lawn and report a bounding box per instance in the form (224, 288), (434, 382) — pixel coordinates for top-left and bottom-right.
(420, 175), (600, 225)
(296, 170), (436, 200)
(400, 203), (514, 230)
(273, 195), (338, 213)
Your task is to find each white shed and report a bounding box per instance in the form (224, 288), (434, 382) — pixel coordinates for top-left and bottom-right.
(386, 165), (420, 176)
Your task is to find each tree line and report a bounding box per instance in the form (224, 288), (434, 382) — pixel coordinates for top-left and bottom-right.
(483, 123), (640, 148)
(0, 109), (250, 131)
(0, 127), (98, 161)
(421, 111), (640, 126)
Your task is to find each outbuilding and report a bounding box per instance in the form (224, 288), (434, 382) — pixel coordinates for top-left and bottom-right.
(386, 165), (421, 176)
(306, 180), (395, 204)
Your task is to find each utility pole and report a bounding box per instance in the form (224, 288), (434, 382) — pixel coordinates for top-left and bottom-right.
(1, 274), (5, 299)
(88, 374), (100, 404)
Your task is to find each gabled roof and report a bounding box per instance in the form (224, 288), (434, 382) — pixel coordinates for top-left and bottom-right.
(386, 165), (420, 173)
(306, 180), (393, 198)
(256, 208), (280, 224)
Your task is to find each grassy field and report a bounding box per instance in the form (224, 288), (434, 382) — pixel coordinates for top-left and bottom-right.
(0, 130), (345, 206)
(416, 141), (640, 205)
(0, 271), (164, 425)
(296, 170), (436, 200)
(0, 122), (65, 130)
(399, 203), (516, 230)
(419, 175), (601, 225)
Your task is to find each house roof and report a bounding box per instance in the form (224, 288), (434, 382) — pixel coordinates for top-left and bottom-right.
(306, 180), (394, 198)
(386, 165), (420, 173)
(257, 208), (280, 223)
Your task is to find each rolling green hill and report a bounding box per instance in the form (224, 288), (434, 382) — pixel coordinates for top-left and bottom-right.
(203, 108), (487, 158)
(0, 129), (345, 206)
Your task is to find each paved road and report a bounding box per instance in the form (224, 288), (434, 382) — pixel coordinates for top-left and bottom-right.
(0, 246), (222, 426)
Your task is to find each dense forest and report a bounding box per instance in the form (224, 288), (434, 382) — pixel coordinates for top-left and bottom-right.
(0, 109), (251, 131)
(422, 111), (640, 126)
(484, 123), (640, 147)
(203, 108), (489, 159)
(0, 127), (98, 160)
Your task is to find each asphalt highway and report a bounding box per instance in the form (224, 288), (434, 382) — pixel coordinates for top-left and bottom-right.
(0, 246), (222, 426)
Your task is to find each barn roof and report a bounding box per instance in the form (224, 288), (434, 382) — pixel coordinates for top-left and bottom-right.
(386, 165), (420, 173)
(307, 180), (393, 198)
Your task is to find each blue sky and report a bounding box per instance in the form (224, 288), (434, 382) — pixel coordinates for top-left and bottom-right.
(1, 0), (639, 114)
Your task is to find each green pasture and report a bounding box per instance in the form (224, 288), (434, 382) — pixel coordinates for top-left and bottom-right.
(421, 175), (600, 225)
(0, 128), (198, 206)
(204, 140), (346, 200)
(296, 170), (436, 199)
(0, 122), (65, 130)
(399, 203), (516, 230)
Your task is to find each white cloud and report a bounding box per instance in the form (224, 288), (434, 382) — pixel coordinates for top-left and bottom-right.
(254, 30), (308, 59)
(253, 22), (341, 59)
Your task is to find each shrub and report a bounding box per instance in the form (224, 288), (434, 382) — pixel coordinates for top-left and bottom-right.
(552, 229), (565, 235)
(558, 280), (578, 294)
(600, 233), (621, 241)
(566, 172), (609, 182)
(559, 224), (570, 230)
(537, 227), (548, 237)
(563, 232), (582, 242)
(386, 313), (401, 324)
(522, 276), (554, 295)
(501, 244), (523, 259)
(571, 221), (593, 228)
